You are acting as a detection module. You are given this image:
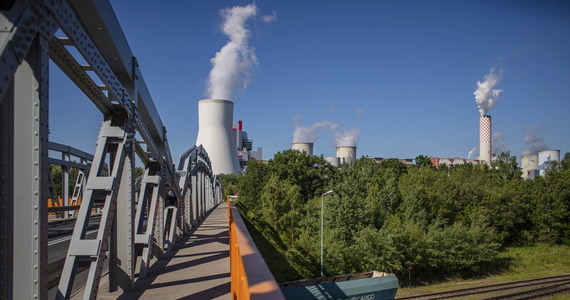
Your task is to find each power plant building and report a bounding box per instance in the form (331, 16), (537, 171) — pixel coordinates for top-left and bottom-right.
(431, 157), (479, 169)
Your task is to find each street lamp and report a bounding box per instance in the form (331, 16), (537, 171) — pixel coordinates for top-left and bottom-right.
(321, 189), (333, 277)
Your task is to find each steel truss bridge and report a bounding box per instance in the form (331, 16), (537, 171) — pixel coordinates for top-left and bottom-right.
(0, 0), (282, 299)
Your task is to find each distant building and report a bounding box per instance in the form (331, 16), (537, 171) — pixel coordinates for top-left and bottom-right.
(233, 120), (263, 171)
(251, 147), (263, 161)
(430, 157), (480, 169)
(371, 157), (414, 166)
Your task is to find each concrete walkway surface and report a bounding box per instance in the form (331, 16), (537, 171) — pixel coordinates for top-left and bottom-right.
(94, 202), (230, 300)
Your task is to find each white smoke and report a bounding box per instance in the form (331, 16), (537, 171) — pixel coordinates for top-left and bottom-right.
(262, 11), (277, 23)
(474, 68), (503, 116)
(522, 126), (548, 155)
(467, 147), (477, 159)
(292, 120), (339, 143)
(492, 131), (507, 153)
(206, 4), (274, 100)
(334, 129), (360, 147)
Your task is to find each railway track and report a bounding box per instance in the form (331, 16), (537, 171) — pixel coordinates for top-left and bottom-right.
(397, 274), (570, 299)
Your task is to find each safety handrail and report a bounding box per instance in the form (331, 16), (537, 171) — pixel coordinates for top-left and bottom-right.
(229, 200), (285, 300)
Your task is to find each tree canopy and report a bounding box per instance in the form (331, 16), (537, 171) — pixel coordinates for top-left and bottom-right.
(222, 151), (570, 284)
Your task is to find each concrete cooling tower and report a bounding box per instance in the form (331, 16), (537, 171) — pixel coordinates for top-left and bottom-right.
(538, 150), (560, 176)
(337, 146), (356, 164)
(521, 154), (539, 179)
(479, 115), (492, 165)
(195, 99), (240, 174)
(292, 142), (314, 156)
(325, 156), (340, 167)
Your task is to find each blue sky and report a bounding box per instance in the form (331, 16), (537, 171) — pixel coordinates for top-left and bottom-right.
(49, 0), (570, 163)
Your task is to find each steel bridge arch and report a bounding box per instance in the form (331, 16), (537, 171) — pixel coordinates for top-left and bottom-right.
(0, 1), (223, 299)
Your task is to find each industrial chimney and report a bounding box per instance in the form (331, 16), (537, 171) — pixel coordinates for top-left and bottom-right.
(337, 146), (356, 164)
(195, 99), (240, 174)
(292, 142), (314, 156)
(479, 115), (492, 165)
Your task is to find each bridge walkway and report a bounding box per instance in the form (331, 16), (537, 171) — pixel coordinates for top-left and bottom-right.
(94, 201), (230, 300)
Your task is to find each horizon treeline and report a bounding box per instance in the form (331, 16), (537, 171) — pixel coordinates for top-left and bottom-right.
(220, 150), (570, 284)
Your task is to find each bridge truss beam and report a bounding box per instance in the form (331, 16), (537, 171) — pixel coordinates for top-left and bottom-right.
(1, 1), (224, 299)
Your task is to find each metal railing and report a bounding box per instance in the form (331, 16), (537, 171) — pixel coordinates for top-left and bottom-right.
(228, 200), (285, 300)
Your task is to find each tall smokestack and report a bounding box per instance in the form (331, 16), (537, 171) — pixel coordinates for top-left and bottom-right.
(479, 115), (492, 165)
(195, 99), (240, 174)
(337, 146), (356, 164)
(292, 142), (313, 156)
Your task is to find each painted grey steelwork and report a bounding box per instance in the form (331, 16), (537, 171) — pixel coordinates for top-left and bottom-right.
(0, 1), (223, 299)
(0, 21), (53, 300)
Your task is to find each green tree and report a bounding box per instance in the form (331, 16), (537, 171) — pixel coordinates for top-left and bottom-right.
(237, 159), (267, 213)
(414, 155), (433, 169)
(267, 150), (334, 202)
(561, 152), (570, 171)
(493, 151), (522, 184)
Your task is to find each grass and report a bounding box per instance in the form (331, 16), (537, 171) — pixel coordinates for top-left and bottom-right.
(396, 243), (570, 297)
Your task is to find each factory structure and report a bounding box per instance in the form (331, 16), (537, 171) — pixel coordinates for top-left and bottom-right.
(291, 142), (358, 167)
(234, 120), (263, 169)
(521, 150), (561, 179)
(290, 143), (359, 166)
(194, 98), (561, 177)
(292, 142), (314, 156)
(194, 99), (262, 175)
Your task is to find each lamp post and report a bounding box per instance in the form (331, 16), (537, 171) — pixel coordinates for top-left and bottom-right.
(321, 189), (333, 277)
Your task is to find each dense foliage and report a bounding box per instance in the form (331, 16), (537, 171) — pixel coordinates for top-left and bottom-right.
(221, 151), (570, 284)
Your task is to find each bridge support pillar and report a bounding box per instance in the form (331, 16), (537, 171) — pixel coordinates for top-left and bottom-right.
(191, 174), (198, 225)
(0, 35), (50, 300)
(109, 130), (136, 292)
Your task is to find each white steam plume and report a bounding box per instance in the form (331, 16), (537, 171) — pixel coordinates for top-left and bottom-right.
(467, 147), (477, 159)
(492, 131), (507, 153)
(473, 68), (503, 116)
(334, 129), (360, 147)
(522, 126), (548, 155)
(206, 4), (273, 100)
(292, 120), (339, 143)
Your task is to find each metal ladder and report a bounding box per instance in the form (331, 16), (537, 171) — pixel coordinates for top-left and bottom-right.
(69, 170), (85, 217)
(134, 164), (162, 279)
(56, 117), (131, 300)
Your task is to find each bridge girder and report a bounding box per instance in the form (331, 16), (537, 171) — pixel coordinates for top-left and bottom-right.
(0, 0), (223, 299)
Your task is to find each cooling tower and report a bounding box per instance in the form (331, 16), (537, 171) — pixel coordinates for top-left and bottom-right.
(195, 99), (240, 174)
(479, 115), (492, 165)
(325, 156), (340, 167)
(538, 150), (560, 176)
(337, 146), (356, 164)
(521, 154), (538, 179)
(292, 142), (314, 156)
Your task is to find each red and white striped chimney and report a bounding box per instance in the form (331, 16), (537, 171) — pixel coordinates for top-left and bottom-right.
(479, 115), (492, 165)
